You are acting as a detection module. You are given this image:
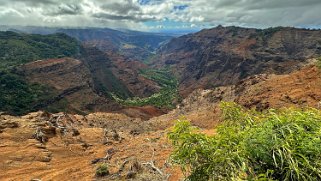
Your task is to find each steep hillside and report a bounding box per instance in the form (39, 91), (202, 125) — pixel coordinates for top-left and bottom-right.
(0, 31), (164, 116)
(14, 56), (167, 118)
(0, 71), (55, 115)
(17, 58), (121, 114)
(236, 64), (321, 110)
(156, 26), (321, 96)
(107, 52), (162, 98)
(0, 31), (80, 69)
(79, 45), (162, 99)
(0, 32), (81, 115)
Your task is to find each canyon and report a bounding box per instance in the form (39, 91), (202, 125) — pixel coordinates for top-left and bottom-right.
(1, 26), (321, 180)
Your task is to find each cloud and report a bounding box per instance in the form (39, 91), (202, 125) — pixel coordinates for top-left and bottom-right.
(45, 4), (83, 16)
(0, 0), (56, 6)
(0, 0), (320, 31)
(92, 12), (152, 22)
(100, 0), (141, 14)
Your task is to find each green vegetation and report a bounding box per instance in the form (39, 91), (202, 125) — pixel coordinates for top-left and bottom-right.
(0, 71), (57, 115)
(259, 27), (283, 38)
(139, 68), (177, 88)
(317, 57), (321, 69)
(142, 53), (158, 65)
(251, 27), (284, 41)
(96, 163), (109, 177)
(112, 68), (179, 109)
(169, 102), (321, 180)
(0, 31), (80, 69)
(93, 68), (133, 99)
(0, 31), (79, 114)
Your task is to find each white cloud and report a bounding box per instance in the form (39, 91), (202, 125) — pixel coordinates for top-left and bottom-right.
(0, 0), (320, 30)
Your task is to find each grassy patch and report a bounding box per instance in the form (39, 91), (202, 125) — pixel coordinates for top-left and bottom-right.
(96, 163), (109, 177)
(169, 102), (321, 180)
(139, 68), (176, 88)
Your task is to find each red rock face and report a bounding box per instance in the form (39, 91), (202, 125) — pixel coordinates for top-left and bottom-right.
(18, 57), (122, 114)
(16, 47), (162, 117)
(155, 26), (321, 97)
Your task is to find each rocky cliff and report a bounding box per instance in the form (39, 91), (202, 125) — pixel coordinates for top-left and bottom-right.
(156, 26), (321, 96)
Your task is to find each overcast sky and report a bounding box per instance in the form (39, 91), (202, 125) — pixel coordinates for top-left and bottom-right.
(0, 0), (321, 32)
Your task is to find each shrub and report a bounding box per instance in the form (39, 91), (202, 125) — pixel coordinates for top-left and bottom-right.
(96, 163), (109, 177)
(317, 57), (321, 69)
(168, 102), (321, 180)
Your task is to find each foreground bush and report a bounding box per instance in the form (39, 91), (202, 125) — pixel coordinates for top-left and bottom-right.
(96, 163), (109, 177)
(168, 102), (321, 180)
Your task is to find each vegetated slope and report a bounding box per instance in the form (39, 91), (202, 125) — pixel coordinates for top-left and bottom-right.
(58, 28), (173, 61)
(0, 31), (81, 115)
(17, 58), (122, 114)
(148, 63), (321, 129)
(0, 31), (80, 69)
(0, 71), (55, 115)
(14, 46), (164, 116)
(16, 55), (165, 118)
(79, 46), (133, 99)
(156, 26), (321, 97)
(0, 31), (167, 116)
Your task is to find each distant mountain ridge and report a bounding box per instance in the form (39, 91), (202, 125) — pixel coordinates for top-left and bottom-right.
(0, 26), (173, 61)
(155, 26), (321, 96)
